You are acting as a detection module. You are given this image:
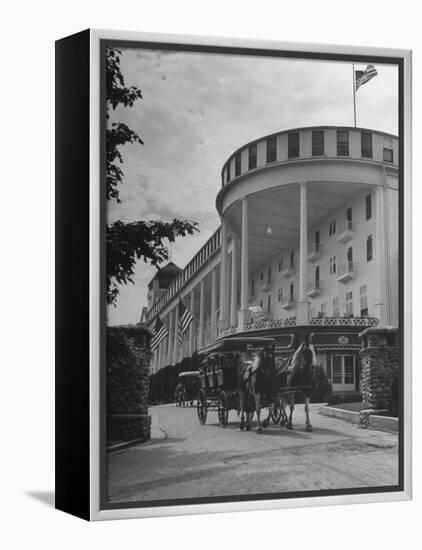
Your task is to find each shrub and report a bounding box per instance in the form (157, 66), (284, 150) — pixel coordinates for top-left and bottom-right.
(309, 365), (332, 403)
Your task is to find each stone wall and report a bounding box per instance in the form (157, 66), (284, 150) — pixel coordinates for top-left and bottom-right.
(359, 327), (399, 412)
(107, 325), (152, 445)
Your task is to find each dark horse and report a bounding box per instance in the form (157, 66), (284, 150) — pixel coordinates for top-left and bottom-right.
(237, 345), (277, 433)
(279, 340), (315, 432)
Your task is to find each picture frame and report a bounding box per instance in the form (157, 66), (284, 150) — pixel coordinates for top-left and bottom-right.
(55, 28), (412, 521)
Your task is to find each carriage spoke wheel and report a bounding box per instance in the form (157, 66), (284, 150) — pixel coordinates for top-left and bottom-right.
(270, 397), (282, 424)
(218, 391), (229, 428)
(197, 389), (208, 425)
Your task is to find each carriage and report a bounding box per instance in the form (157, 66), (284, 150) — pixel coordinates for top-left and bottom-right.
(196, 337), (285, 428)
(174, 371), (200, 407)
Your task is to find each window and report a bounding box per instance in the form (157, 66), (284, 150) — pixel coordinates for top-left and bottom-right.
(251, 279), (255, 295)
(329, 220), (336, 236)
(333, 297), (340, 317)
(366, 235), (373, 262)
(347, 247), (353, 269)
(337, 130), (349, 156)
(235, 153), (241, 176)
(288, 132), (300, 158)
(366, 194), (372, 220)
(315, 230), (320, 251)
(290, 250), (295, 268)
(268, 295), (271, 313)
(361, 132), (373, 158)
(266, 137), (277, 163)
(290, 283), (294, 301)
(315, 266), (320, 286)
(260, 272), (264, 281)
(344, 356), (355, 384)
(268, 267), (272, 283)
(346, 291), (353, 315)
(260, 300), (263, 309)
(248, 143), (257, 170)
(331, 355), (358, 386)
(360, 285), (368, 316)
(383, 147), (393, 163)
(346, 207), (353, 230)
(312, 130), (324, 156)
(330, 256), (337, 275)
(320, 303), (327, 317)
(278, 257), (283, 272)
(226, 163), (231, 183)
(278, 288), (283, 302)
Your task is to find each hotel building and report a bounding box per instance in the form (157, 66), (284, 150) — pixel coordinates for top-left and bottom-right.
(143, 126), (399, 394)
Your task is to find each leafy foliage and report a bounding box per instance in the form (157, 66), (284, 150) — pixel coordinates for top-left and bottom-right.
(107, 218), (198, 306)
(105, 48), (198, 306)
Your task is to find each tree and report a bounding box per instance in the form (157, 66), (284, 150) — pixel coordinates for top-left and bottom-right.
(106, 48), (198, 306)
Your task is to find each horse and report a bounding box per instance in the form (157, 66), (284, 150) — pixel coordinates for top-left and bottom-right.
(278, 340), (316, 432)
(237, 345), (278, 433)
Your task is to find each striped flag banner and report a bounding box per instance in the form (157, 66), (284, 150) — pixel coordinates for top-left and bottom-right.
(178, 297), (194, 345)
(151, 316), (169, 352)
(355, 64), (378, 91)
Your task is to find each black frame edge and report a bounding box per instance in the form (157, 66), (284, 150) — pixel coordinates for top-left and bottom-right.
(55, 28), (91, 521)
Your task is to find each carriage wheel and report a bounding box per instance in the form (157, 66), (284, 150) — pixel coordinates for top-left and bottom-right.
(280, 402), (288, 426)
(197, 389), (208, 425)
(270, 397), (282, 424)
(218, 391), (229, 428)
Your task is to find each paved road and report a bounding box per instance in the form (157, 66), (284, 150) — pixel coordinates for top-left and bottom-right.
(107, 403), (398, 503)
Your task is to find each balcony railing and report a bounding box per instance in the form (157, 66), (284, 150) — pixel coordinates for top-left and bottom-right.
(281, 262), (296, 278)
(217, 315), (377, 339)
(281, 295), (296, 310)
(307, 243), (322, 262)
(337, 262), (357, 283)
(310, 316), (378, 327)
(337, 221), (355, 243)
(307, 280), (323, 298)
(260, 280), (272, 292)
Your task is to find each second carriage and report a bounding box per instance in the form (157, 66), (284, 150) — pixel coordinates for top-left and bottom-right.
(196, 337), (286, 429)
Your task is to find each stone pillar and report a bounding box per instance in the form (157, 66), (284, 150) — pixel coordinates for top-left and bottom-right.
(238, 197), (251, 328)
(167, 309), (174, 365)
(199, 279), (205, 348)
(173, 301), (179, 365)
(189, 289), (195, 355)
(358, 327), (399, 422)
(211, 268), (217, 339)
(219, 218), (229, 330)
(297, 182), (310, 324)
(374, 186), (387, 324)
(230, 236), (239, 327)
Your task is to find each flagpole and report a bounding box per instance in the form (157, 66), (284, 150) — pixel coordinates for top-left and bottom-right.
(352, 63), (357, 128)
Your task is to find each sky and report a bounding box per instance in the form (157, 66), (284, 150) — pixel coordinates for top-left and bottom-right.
(107, 47), (398, 326)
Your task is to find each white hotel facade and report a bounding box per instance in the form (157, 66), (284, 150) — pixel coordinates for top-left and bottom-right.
(143, 126), (399, 394)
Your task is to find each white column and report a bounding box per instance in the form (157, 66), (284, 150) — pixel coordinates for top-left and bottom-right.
(167, 310), (174, 365)
(230, 236), (239, 327)
(297, 182), (310, 324)
(211, 269), (217, 339)
(219, 218), (229, 330)
(374, 185), (387, 323)
(173, 301), (179, 364)
(189, 289), (195, 355)
(199, 279), (205, 348)
(238, 197), (251, 328)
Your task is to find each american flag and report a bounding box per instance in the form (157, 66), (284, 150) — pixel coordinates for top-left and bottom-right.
(177, 297), (194, 345)
(151, 316), (169, 352)
(355, 64), (378, 91)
